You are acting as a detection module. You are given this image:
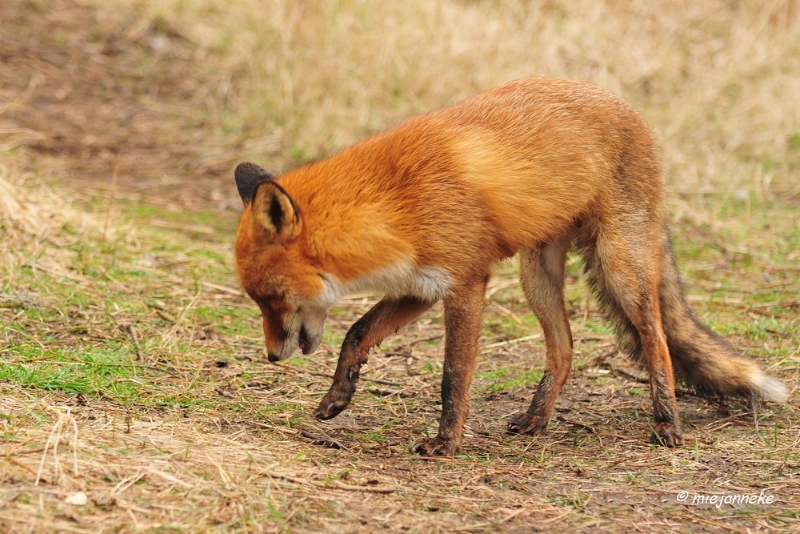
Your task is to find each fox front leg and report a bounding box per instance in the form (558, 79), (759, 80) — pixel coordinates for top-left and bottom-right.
(314, 297), (433, 420)
(412, 279), (486, 456)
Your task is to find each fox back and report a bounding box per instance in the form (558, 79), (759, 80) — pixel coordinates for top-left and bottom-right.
(235, 78), (660, 360)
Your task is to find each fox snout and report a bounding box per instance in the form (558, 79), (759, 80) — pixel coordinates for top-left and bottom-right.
(263, 307), (326, 362)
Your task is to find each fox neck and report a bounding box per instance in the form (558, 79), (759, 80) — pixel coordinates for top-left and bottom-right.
(315, 261), (452, 307)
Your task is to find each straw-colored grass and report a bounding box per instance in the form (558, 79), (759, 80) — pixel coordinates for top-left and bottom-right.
(1, 0), (799, 532)
(0, 164), (119, 289)
(119, 0), (800, 209)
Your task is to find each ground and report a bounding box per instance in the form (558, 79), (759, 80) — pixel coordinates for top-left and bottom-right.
(1, 1), (799, 532)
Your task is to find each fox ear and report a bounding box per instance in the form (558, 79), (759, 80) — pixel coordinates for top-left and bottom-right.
(235, 161), (275, 206)
(251, 181), (301, 243)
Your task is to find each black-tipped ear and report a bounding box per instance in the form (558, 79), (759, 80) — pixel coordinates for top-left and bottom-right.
(235, 162), (275, 205)
(251, 181), (301, 243)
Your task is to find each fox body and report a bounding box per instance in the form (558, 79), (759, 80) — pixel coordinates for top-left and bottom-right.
(234, 78), (787, 456)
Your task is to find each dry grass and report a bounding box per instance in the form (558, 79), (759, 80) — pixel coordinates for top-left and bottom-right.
(3, 0), (799, 210)
(110, 0), (800, 207)
(0, 163), (127, 294)
(1, 0), (799, 532)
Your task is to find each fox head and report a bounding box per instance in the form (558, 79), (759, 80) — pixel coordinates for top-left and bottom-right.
(233, 162), (329, 362)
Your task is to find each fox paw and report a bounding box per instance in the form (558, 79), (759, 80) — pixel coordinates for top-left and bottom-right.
(313, 388), (353, 420)
(653, 421), (683, 447)
(411, 436), (458, 457)
(507, 413), (548, 435)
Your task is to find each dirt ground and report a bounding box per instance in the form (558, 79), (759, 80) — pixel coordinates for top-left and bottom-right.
(1, 1), (799, 533)
(1, 0), (242, 209)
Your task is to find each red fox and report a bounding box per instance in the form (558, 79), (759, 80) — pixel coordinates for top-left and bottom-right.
(234, 78), (787, 456)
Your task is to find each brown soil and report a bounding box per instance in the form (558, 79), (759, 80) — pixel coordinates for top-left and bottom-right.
(1, 0), (239, 209)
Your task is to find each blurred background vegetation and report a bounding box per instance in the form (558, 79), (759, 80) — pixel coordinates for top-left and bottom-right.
(2, 0), (799, 217)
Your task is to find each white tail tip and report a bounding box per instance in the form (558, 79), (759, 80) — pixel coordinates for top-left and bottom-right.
(755, 373), (789, 403)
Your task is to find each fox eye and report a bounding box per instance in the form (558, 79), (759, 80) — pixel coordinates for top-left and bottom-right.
(250, 289), (305, 315)
(256, 297), (289, 314)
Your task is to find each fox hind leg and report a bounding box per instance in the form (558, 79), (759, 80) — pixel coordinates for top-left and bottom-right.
(508, 231), (574, 436)
(584, 221), (684, 447)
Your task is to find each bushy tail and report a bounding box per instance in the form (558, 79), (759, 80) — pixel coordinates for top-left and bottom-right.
(656, 228), (787, 402)
(585, 225), (788, 403)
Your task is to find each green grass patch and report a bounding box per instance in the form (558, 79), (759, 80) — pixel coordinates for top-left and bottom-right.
(477, 365), (544, 392)
(0, 344), (141, 400)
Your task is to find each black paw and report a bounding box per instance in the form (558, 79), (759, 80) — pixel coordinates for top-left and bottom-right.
(653, 421), (684, 447)
(313, 387), (353, 420)
(411, 436), (458, 457)
(507, 413), (548, 435)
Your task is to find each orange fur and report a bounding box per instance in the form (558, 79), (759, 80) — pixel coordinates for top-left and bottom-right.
(234, 78), (786, 456)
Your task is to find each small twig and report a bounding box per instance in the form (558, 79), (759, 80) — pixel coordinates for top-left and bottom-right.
(149, 219), (215, 234)
(556, 415), (597, 434)
(159, 288), (201, 349)
(268, 361), (402, 387)
(1, 324), (46, 349)
(364, 377), (403, 387)
(28, 261), (85, 283)
(103, 153), (119, 241)
(112, 471), (146, 495)
(387, 334), (445, 354)
(485, 278), (519, 299)
(489, 301), (523, 324)
(4, 455), (49, 483)
(35, 406), (62, 486)
(366, 386), (411, 398)
(264, 471), (396, 494)
(613, 368), (649, 384)
(127, 324), (143, 371)
(480, 334), (542, 353)
(200, 281), (243, 296)
(300, 430), (349, 451)
(539, 510), (572, 525)
(142, 466), (194, 488)
(590, 345), (621, 364)
(205, 451), (235, 490)
(70, 411), (79, 477)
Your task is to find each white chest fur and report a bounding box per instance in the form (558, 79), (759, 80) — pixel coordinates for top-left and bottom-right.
(316, 260), (451, 306)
